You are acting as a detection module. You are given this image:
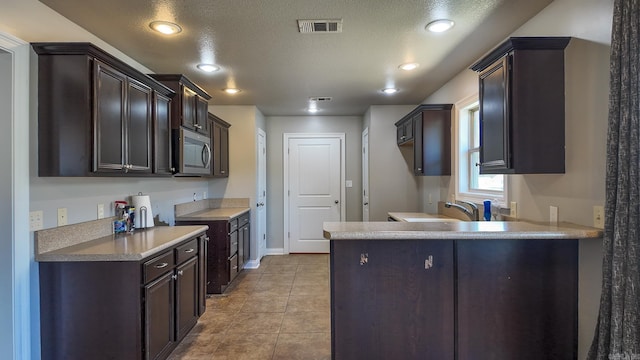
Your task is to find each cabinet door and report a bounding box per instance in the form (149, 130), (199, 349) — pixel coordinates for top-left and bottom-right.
(479, 55), (511, 173)
(196, 96), (210, 135)
(181, 86), (197, 130)
(127, 79), (153, 172)
(176, 256), (199, 340)
(93, 60), (126, 172)
(331, 240), (455, 359)
(456, 239), (578, 360)
(414, 108), (451, 176)
(198, 235), (208, 316)
(153, 92), (173, 174)
(212, 120), (230, 177)
(144, 271), (175, 360)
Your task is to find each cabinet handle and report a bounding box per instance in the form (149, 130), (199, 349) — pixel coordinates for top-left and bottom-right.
(172, 274), (177, 280)
(475, 163), (481, 167)
(154, 262), (169, 269)
(233, 265), (238, 270)
(221, 170), (226, 174)
(185, 248), (195, 253)
(178, 270), (184, 276)
(194, 124), (203, 129)
(417, 167), (422, 171)
(204, 236), (210, 241)
(233, 242), (238, 246)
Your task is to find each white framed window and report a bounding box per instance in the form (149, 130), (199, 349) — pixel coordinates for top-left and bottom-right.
(454, 95), (506, 205)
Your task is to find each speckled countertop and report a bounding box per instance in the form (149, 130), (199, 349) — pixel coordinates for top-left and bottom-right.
(174, 198), (250, 221)
(388, 212), (462, 222)
(36, 225), (208, 262)
(323, 221), (603, 240)
(175, 207), (250, 221)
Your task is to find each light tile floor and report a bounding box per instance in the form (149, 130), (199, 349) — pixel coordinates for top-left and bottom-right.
(169, 254), (331, 360)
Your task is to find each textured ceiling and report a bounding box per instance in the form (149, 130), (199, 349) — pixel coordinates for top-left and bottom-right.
(39, 0), (553, 116)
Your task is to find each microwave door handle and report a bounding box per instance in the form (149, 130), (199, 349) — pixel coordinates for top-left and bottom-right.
(202, 143), (212, 168)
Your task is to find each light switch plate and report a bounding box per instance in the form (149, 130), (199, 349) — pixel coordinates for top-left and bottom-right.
(57, 207), (68, 226)
(97, 204), (105, 219)
(345, 180), (353, 188)
(549, 206), (558, 224)
(593, 205), (604, 229)
(30, 210), (43, 231)
(509, 202), (517, 218)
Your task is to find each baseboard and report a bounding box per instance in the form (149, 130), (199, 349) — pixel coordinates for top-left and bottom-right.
(244, 259), (261, 269)
(264, 248), (285, 255)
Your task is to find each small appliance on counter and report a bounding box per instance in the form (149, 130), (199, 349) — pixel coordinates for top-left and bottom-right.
(131, 192), (155, 229)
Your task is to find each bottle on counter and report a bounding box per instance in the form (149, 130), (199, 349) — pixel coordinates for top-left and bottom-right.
(483, 200), (492, 221)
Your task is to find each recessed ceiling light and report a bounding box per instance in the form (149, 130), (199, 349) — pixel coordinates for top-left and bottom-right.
(426, 19), (454, 33)
(197, 63), (220, 72)
(224, 88), (241, 94)
(399, 63), (420, 71)
(149, 21), (182, 35)
(382, 88), (398, 94)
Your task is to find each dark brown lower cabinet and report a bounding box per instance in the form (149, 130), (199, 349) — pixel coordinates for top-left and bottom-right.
(330, 238), (578, 360)
(177, 211), (249, 294)
(456, 239), (578, 360)
(39, 233), (207, 360)
(331, 239), (455, 360)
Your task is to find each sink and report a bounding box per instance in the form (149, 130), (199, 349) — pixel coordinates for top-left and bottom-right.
(403, 217), (461, 222)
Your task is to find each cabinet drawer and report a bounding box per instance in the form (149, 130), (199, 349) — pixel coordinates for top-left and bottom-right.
(229, 218), (239, 233)
(238, 213), (249, 227)
(229, 253), (239, 282)
(143, 251), (174, 284)
(230, 232), (239, 256)
(175, 238), (198, 265)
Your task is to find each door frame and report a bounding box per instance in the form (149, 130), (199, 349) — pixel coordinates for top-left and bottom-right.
(253, 128), (267, 266)
(283, 133), (345, 254)
(0, 31), (31, 359)
(362, 127), (369, 221)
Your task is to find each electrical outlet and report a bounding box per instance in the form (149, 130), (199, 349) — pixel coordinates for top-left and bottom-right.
(509, 202), (518, 218)
(593, 205), (604, 229)
(97, 204), (105, 219)
(30, 210), (43, 231)
(549, 206), (558, 224)
(57, 207), (68, 226)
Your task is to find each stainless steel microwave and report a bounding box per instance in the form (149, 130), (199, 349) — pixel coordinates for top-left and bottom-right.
(175, 127), (211, 176)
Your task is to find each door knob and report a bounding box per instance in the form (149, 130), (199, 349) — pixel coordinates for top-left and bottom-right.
(334, 200), (339, 204)
(364, 202), (369, 205)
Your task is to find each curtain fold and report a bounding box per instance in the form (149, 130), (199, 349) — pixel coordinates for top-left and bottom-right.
(588, 0), (640, 358)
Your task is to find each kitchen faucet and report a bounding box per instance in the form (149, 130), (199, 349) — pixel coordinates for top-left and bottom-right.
(444, 200), (479, 221)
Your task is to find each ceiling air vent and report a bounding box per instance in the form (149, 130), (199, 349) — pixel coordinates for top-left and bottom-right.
(309, 97), (333, 102)
(298, 19), (343, 34)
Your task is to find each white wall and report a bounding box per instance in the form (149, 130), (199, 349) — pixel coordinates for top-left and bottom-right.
(421, 0), (612, 357)
(365, 105), (421, 220)
(265, 115), (362, 251)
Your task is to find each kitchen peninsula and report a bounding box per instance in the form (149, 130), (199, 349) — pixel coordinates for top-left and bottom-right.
(323, 220), (602, 360)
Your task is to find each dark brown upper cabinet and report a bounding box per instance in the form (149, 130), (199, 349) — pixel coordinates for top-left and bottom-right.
(148, 74), (212, 136)
(470, 37), (570, 174)
(395, 104), (452, 176)
(32, 42), (175, 177)
(209, 113), (231, 178)
(153, 92), (174, 175)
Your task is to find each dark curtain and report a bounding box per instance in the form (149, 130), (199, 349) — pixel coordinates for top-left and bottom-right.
(588, 0), (640, 358)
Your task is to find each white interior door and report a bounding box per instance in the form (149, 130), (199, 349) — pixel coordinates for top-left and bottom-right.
(362, 128), (370, 221)
(286, 134), (344, 253)
(256, 129), (267, 261)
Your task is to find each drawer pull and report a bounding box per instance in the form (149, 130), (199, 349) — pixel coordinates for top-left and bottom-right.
(233, 265), (238, 270)
(184, 248), (195, 253)
(154, 262), (169, 269)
